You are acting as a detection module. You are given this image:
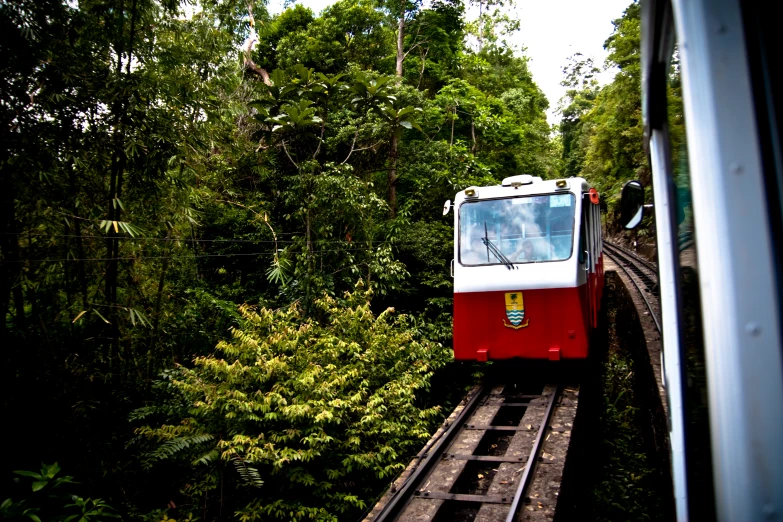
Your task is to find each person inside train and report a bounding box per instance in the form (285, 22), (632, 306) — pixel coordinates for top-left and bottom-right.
(511, 240), (538, 262)
(461, 234), (490, 264)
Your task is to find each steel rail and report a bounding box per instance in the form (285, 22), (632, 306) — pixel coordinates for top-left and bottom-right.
(504, 386), (560, 522)
(372, 385), (487, 522)
(603, 242), (658, 291)
(604, 240), (658, 273)
(603, 243), (660, 327)
(603, 243), (662, 333)
(603, 242), (659, 291)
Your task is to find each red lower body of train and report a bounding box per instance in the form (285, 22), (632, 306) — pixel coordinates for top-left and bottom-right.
(453, 254), (604, 361)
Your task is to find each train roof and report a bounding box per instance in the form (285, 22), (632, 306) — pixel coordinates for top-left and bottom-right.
(455, 175), (593, 202)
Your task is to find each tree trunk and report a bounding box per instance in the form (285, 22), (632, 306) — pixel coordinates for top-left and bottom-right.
(12, 284), (25, 330)
(389, 0), (406, 218)
(450, 106), (456, 147)
(150, 229), (172, 374)
(71, 173), (88, 310)
(306, 208), (312, 257)
(64, 222), (72, 309)
(396, 0), (405, 78)
(105, 0), (128, 362)
(0, 170), (25, 333)
(388, 130), (399, 217)
(64, 119), (89, 311)
(105, 132), (125, 355)
(477, 0), (484, 52)
(0, 181), (10, 337)
(417, 47), (428, 89)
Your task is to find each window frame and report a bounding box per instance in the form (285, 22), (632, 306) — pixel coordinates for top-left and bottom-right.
(457, 193), (578, 267)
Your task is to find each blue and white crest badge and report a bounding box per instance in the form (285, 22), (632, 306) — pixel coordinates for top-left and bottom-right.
(504, 291), (530, 330)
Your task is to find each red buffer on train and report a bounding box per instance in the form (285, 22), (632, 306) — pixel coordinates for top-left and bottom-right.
(448, 175), (604, 361)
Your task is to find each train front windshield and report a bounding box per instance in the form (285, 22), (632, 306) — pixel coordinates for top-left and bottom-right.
(459, 194), (576, 265)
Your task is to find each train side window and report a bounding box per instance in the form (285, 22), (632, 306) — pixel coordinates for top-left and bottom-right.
(666, 41), (716, 522)
(578, 197), (588, 264)
(590, 202), (596, 269)
(642, 1), (783, 517)
(595, 206), (599, 258)
(741, 1), (783, 340)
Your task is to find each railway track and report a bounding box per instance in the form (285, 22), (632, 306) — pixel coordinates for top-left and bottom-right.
(371, 381), (563, 522)
(367, 244), (654, 522)
(603, 241), (660, 332)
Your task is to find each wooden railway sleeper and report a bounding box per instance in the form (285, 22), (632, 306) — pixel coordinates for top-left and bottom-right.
(464, 424), (536, 431)
(442, 454), (529, 463)
(488, 393), (541, 399)
(413, 492), (514, 504)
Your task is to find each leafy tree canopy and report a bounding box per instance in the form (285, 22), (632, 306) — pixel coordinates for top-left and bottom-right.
(0, 0), (557, 518)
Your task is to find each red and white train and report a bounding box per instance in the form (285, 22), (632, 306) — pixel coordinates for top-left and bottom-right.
(450, 175), (604, 361)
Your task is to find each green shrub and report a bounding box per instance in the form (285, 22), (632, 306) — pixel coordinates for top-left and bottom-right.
(133, 283), (452, 521)
(1, 463), (118, 522)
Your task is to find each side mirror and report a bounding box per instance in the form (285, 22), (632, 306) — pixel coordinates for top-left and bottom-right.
(442, 199), (452, 216)
(620, 180), (645, 229)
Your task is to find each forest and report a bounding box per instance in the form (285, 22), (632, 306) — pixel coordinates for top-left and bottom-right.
(1, 0), (656, 520)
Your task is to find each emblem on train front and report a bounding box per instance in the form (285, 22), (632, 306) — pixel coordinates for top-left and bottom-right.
(504, 292), (530, 329)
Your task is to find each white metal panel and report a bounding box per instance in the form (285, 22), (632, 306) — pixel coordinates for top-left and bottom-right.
(453, 260), (583, 293)
(457, 178), (590, 201)
(453, 180), (589, 294)
(672, 0), (783, 519)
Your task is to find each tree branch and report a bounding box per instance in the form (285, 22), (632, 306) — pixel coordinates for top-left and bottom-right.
(242, 1), (272, 86)
(214, 199), (280, 263)
(402, 38), (429, 60)
(426, 124), (442, 143)
(351, 142), (384, 154)
(312, 103), (329, 160)
(340, 128), (361, 164)
(416, 47), (429, 89)
(450, 106), (456, 147)
(281, 141), (298, 169)
(243, 54), (272, 86)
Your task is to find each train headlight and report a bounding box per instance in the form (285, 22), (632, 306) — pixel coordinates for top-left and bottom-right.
(465, 188), (478, 198)
(555, 179), (569, 189)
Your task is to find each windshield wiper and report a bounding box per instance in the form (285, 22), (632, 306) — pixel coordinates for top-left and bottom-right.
(482, 237), (515, 269)
(483, 223), (516, 270)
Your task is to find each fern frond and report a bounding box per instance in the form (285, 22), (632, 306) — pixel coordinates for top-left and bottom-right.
(193, 449), (220, 467)
(232, 456), (264, 489)
(146, 434), (215, 466)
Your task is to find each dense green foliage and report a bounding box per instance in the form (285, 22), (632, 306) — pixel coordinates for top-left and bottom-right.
(1, 0), (558, 519)
(559, 4), (645, 212)
(2, 0), (661, 518)
(132, 285), (450, 520)
(2, 463), (118, 522)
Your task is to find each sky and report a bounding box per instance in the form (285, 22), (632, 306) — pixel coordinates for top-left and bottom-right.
(511, 0), (631, 123)
(266, 0), (632, 125)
